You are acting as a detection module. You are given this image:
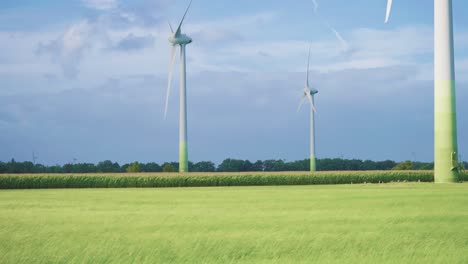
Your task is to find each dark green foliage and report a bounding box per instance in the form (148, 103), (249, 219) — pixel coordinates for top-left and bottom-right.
(263, 160), (286, 171)
(126, 162), (141, 173)
(191, 161), (216, 172)
(217, 159), (253, 172)
(162, 163), (176, 172)
(2, 171), (464, 189)
(141, 162), (162, 172)
(375, 160), (398, 170)
(417, 162), (434, 170)
(97, 160), (121, 173)
(392, 161), (413, 170)
(251, 160), (264, 171)
(0, 158), (448, 174)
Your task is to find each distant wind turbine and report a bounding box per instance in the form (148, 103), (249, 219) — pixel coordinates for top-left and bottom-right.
(298, 46), (318, 172)
(385, 0), (459, 183)
(32, 151), (38, 165)
(165, 0), (193, 173)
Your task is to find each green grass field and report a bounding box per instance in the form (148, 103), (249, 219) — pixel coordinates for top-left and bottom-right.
(1, 183), (468, 263)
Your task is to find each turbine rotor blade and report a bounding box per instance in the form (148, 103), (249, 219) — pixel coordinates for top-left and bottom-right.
(385, 0), (393, 23)
(168, 21), (174, 33)
(176, 0), (193, 35)
(310, 94), (317, 113)
(297, 94), (307, 112)
(306, 93), (316, 113)
(306, 44), (311, 86)
(165, 45), (178, 119)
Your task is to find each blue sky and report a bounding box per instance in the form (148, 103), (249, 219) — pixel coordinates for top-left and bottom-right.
(1, 0), (467, 165)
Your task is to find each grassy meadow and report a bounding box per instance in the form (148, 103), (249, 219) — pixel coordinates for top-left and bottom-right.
(1, 183), (468, 263)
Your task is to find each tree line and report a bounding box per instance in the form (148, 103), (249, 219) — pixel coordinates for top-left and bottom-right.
(1, 158), (463, 174)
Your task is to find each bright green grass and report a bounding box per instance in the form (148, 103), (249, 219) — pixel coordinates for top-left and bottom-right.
(1, 184), (468, 263)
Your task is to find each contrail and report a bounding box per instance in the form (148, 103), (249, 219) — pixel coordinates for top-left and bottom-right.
(312, 0), (349, 51)
(325, 22), (349, 51)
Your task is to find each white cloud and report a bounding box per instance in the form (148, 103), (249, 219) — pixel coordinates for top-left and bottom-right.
(82, 0), (118, 10)
(37, 20), (96, 78)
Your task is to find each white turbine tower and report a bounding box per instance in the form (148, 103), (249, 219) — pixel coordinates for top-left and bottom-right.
(385, 0), (459, 183)
(298, 46), (318, 172)
(165, 0), (193, 173)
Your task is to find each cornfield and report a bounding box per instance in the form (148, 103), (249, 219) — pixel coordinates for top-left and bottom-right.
(1, 171), (466, 189)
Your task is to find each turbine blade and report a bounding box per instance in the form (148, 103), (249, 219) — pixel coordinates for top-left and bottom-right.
(385, 0), (393, 23)
(297, 95), (307, 112)
(306, 93), (317, 112)
(310, 95), (317, 113)
(306, 92), (313, 104)
(176, 0), (193, 35)
(168, 21), (174, 33)
(306, 44), (311, 86)
(165, 45), (178, 119)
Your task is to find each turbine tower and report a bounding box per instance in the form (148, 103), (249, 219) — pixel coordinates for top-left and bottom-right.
(165, 0), (193, 173)
(386, 0), (459, 183)
(298, 46), (318, 172)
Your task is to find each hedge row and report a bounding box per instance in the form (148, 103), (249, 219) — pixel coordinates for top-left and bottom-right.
(1, 171), (465, 189)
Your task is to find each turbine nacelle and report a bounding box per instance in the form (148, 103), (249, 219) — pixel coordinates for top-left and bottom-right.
(169, 34), (192, 45)
(305, 87), (318, 95)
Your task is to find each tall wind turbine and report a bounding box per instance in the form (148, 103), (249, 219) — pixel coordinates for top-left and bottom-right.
(298, 46), (318, 172)
(385, 0), (459, 183)
(165, 0), (193, 173)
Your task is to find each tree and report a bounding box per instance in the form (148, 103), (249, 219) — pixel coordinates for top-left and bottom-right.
(142, 162), (162, 172)
(73, 163), (97, 173)
(126, 162), (141, 173)
(252, 160), (264, 172)
(362, 160), (377, 170)
(392, 161), (413, 170)
(162, 163), (176, 172)
(97, 160), (121, 173)
(376, 160), (397, 170)
(217, 159), (240, 172)
(0, 161), (6, 173)
(47, 165), (63, 173)
(346, 159), (364, 171)
(242, 160), (253, 172)
(6, 159), (18, 173)
(192, 161), (215, 172)
(285, 159), (309, 171)
(263, 160), (286, 171)
(63, 163), (73, 173)
(419, 163), (434, 170)
(33, 164), (47, 173)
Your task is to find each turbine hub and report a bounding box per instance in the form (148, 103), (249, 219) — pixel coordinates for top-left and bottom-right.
(305, 87), (318, 95)
(169, 34), (192, 45)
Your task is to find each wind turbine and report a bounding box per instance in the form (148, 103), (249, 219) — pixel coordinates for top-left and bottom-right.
(385, 0), (459, 183)
(165, 0), (193, 173)
(298, 46), (318, 172)
(32, 151), (38, 165)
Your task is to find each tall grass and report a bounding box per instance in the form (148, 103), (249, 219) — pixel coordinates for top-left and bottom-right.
(1, 171), (465, 189)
